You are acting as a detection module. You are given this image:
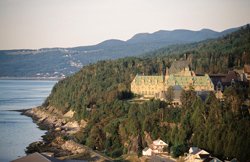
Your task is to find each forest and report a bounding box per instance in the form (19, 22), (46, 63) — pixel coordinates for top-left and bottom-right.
(43, 25), (250, 161)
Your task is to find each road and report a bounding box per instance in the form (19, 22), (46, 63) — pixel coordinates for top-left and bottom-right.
(148, 155), (176, 162)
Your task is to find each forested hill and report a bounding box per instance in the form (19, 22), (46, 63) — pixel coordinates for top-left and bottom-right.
(0, 26), (239, 77)
(43, 26), (250, 161)
(145, 24), (250, 74)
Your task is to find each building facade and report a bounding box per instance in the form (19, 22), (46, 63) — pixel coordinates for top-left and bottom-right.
(142, 139), (168, 156)
(131, 60), (214, 101)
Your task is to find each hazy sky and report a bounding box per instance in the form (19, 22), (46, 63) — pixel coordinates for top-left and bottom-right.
(0, 0), (250, 50)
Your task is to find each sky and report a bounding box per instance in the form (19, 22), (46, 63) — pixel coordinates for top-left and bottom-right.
(0, 0), (250, 50)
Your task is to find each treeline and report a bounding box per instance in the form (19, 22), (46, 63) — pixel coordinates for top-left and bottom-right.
(44, 57), (168, 113)
(72, 86), (250, 161)
(43, 26), (250, 161)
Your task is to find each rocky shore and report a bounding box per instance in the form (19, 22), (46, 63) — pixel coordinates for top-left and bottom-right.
(22, 106), (112, 161)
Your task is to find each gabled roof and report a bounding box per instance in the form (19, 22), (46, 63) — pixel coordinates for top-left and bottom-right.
(133, 75), (164, 85)
(11, 152), (51, 162)
(191, 149), (202, 155)
(189, 147), (199, 154)
(153, 139), (168, 146)
(190, 149), (210, 156)
(169, 60), (190, 74)
(11, 152), (87, 162)
(194, 150), (210, 159)
(143, 147), (152, 152)
(167, 75), (212, 87)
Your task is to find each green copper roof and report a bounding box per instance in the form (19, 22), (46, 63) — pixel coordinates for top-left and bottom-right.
(133, 75), (164, 85)
(133, 74), (213, 87)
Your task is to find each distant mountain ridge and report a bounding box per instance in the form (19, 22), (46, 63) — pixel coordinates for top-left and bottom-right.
(0, 25), (242, 77)
(73, 27), (239, 48)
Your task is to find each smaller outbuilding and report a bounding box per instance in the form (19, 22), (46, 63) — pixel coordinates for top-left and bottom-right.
(185, 147), (224, 162)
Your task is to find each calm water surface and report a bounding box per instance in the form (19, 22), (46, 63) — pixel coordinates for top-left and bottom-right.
(0, 80), (57, 162)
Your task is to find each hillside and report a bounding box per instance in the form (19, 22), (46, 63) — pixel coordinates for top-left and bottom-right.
(42, 26), (250, 161)
(146, 25), (250, 74)
(0, 26), (239, 77)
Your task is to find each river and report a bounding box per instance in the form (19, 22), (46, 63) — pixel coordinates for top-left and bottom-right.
(0, 80), (57, 162)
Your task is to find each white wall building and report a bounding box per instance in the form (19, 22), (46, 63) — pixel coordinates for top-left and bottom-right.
(142, 139), (168, 156)
(142, 147), (152, 156)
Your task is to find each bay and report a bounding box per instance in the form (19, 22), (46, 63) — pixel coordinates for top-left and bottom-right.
(0, 80), (57, 162)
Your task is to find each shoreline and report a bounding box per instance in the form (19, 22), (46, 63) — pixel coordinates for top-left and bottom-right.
(0, 77), (61, 81)
(21, 106), (113, 161)
(22, 107), (82, 157)
(8, 108), (31, 113)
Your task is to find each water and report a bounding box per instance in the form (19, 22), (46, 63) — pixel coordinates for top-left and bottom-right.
(0, 80), (57, 162)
